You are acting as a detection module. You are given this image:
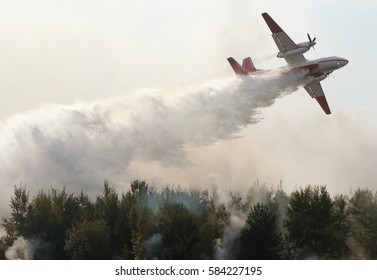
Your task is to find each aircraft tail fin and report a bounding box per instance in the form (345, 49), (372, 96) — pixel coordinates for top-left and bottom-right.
(242, 57), (257, 73)
(227, 57), (248, 75)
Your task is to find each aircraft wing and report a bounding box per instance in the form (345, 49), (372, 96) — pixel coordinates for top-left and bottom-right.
(304, 81), (331, 114)
(262, 12), (306, 66)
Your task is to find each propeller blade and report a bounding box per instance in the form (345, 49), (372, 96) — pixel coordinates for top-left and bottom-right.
(307, 33), (317, 48)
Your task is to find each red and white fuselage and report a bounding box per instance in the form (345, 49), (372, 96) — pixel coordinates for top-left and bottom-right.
(291, 56), (348, 82)
(227, 56), (348, 81)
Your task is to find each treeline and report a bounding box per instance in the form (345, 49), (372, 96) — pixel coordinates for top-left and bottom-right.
(1, 180), (377, 260)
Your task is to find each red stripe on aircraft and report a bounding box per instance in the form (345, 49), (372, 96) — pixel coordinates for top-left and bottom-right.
(262, 12), (283, 33)
(315, 96), (331, 115)
(295, 64), (319, 71)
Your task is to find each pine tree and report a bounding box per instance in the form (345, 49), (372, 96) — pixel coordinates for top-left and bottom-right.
(239, 203), (282, 259)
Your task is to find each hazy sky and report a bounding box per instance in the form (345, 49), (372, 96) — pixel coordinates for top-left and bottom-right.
(0, 0), (376, 203)
(1, 0), (373, 117)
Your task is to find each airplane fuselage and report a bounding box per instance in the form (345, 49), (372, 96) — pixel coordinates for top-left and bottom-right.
(291, 56), (348, 82)
(246, 56), (348, 81)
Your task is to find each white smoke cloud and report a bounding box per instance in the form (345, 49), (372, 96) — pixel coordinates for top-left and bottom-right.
(5, 237), (34, 260)
(0, 69), (306, 216)
(5, 236), (51, 260)
(215, 213), (246, 259)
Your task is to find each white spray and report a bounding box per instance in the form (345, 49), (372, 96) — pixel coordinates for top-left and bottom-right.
(0, 70), (306, 216)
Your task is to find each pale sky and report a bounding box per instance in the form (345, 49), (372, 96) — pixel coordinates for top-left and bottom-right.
(0, 0), (376, 201)
(0, 0), (374, 116)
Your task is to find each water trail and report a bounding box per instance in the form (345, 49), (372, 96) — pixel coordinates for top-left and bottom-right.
(0, 70), (306, 215)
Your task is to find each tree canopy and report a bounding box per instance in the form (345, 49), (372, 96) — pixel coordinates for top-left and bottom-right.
(0, 182), (376, 259)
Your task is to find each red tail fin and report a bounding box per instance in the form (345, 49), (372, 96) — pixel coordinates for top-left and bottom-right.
(227, 57), (248, 75)
(242, 57), (257, 73)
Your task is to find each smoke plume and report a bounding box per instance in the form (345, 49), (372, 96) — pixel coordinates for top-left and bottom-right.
(215, 213), (245, 259)
(0, 70), (306, 216)
(5, 236), (51, 260)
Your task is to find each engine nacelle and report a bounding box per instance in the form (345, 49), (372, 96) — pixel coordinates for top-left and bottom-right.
(277, 46), (309, 58)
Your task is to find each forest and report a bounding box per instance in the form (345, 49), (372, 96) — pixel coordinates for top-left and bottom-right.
(1, 180), (377, 260)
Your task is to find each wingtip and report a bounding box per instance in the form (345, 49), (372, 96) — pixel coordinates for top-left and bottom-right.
(261, 12), (283, 33)
(315, 96), (331, 115)
(261, 12), (269, 20)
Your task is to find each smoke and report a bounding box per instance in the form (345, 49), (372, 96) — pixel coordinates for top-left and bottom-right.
(214, 181), (286, 259)
(145, 233), (163, 260)
(5, 236), (51, 260)
(0, 69), (306, 216)
(215, 213), (246, 259)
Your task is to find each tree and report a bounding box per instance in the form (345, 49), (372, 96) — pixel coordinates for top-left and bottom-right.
(49, 187), (82, 258)
(2, 186), (88, 259)
(95, 181), (121, 256)
(0, 239), (5, 260)
(122, 180), (156, 259)
(2, 186), (29, 245)
(156, 202), (199, 259)
(23, 188), (83, 259)
(95, 181), (119, 227)
(239, 203), (282, 259)
(130, 180), (150, 204)
(65, 219), (112, 259)
(196, 202), (230, 259)
(349, 189), (377, 258)
(285, 185), (350, 259)
(75, 191), (95, 222)
(24, 190), (57, 248)
(329, 195), (351, 258)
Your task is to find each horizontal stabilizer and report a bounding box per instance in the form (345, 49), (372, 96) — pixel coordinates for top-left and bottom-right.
(227, 57), (248, 75)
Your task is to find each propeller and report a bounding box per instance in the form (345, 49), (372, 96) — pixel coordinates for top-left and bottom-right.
(307, 33), (317, 50)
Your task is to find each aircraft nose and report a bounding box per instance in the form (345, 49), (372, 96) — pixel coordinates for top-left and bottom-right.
(337, 59), (348, 68)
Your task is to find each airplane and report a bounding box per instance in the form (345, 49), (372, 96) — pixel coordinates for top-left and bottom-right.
(227, 12), (348, 114)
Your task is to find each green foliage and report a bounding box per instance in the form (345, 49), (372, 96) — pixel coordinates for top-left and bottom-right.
(156, 201), (199, 259)
(285, 185), (350, 259)
(2, 186), (29, 245)
(349, 189), (377, 258)
(239, 203), (282, 259)
(329, 195), (351, 258)
(95, 181), (121, 255)
(0, 182), (375, 260)
(124, 180), (155, 259)
(25, 187), (82, 259)
(65, 219), (112, 259)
